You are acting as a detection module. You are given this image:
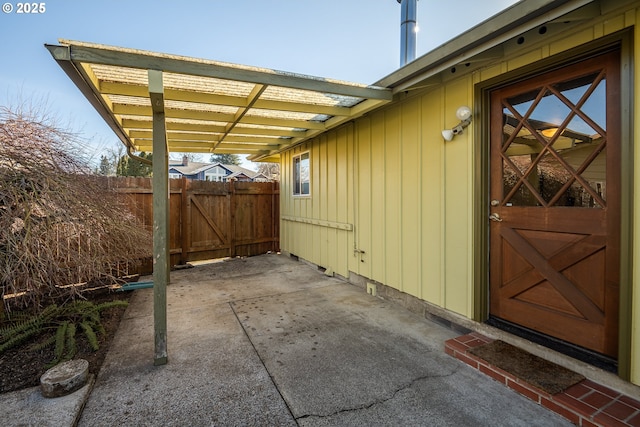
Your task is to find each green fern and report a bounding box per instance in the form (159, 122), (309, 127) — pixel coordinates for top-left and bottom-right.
(79, 320), (99, 351)
(0, 313), (37, 336)
(0, 305), (57, 340)
(63, 323), (76, 361)
(1, 298), (128, 367)
(84, 307), (101, 325)
(0, 305), (59, 352)
(28, 334), (57, 352)
(0, 330), (39, 353)
(0, 321), (41, 352)
(53, 321), (69, 363)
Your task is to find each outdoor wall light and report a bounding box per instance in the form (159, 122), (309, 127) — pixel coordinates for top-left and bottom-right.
(442, 106), (473, 141)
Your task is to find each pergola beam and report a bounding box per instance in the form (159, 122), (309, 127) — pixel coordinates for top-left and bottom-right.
(133, 135), (287, 149)
(49, 41), (392, 101)
(100, 81), (247, 107)
(240, 115), (326, 131)
(121, 116), (326, 133)
(134, 141), (283, 152)
(99, 81), (349, 115)
(130, 129), (301, 140)
(100, 81), (353, 116)
(113, 104), (235, 122)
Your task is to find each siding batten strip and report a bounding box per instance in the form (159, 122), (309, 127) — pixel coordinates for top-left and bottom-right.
(281, 216), (353, 231)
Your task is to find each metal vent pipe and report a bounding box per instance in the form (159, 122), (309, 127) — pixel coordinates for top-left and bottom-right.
(397, 0), (417, 66)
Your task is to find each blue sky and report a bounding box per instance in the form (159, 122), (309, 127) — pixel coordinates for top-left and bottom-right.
(0, 0), (519, 165)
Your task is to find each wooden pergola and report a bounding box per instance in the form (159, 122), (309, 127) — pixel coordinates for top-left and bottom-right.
(46, 40), (392, 364)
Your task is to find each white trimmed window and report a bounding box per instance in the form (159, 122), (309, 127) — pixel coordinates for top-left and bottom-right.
(169, 173), (182, 179)
(293, 152), (310, 196)
(205, 166), (228, 182)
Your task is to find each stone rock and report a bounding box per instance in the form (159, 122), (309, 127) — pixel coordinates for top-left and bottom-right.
(40, 359), (89, 398)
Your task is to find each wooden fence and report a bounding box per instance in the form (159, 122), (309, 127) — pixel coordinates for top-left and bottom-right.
(105, 177), (280, 270)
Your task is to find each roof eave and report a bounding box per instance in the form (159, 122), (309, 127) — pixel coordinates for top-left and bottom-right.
(377, 0), (598, 93)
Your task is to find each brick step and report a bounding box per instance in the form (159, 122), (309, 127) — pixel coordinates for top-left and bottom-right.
(445, 333), (640, 427)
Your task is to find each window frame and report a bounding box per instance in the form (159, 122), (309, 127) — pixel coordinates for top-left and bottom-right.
(205, 166), (228, 182)
(292, 151), (311, 197)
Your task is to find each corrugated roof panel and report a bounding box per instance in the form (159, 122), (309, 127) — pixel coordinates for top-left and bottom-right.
(108, 94), (151, 107)
(163, 100), (238, 114)
(261, 85), (362, 107)
(90, 64), (254, 98)
(47, 40), (392, 160)
(246, 108), (326, 122)
(234, 123), (298, 133)
(90, 64), (148, 84)
(163, 72), (255, 96)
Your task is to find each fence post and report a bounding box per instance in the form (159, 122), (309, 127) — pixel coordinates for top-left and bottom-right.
(271, 181), (276, 253)
(180, 177), (189, 265)
(229, 180), (236, 257)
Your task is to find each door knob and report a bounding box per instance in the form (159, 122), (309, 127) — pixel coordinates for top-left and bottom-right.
(490, 199), (500, 207)
(489, 213), (503, 222)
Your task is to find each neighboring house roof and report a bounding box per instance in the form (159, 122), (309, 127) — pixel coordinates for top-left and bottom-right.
(168, 160), (211, 176)
(213, 163), (258, 178)
(168, 158), (263, 180)
(226, 171), (251, 180)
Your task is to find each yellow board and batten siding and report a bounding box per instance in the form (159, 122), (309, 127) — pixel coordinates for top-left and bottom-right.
(280, 3), (640, 385)
(281, 129), (353, 278)
(282, 85), (467, 311)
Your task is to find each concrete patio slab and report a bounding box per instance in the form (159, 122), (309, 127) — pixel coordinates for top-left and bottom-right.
(5, 253), (573, 426)
(232, 276), (571, 426)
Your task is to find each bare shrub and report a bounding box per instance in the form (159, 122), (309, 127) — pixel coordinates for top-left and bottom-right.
(0, 106), (152, 312)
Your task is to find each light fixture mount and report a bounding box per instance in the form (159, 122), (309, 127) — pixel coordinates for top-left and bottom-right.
(442, 106), (472, 141)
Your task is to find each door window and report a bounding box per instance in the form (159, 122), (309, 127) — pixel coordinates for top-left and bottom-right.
(500, 72), (607, 208)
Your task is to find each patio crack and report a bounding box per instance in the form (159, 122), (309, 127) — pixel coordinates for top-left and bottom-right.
(229, 302), (299, 424)
(295, 369), (458, 421)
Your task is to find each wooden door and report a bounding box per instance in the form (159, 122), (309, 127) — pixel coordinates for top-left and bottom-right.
(489, 51), (620, 358)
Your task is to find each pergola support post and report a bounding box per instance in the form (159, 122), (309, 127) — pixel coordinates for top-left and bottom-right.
(149, 69), (169, 366)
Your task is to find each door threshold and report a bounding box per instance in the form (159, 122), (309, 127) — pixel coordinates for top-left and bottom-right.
(486, 316), (617, 373)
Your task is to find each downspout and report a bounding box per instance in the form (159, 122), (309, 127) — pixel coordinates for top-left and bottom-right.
(126, 144), (152, 165)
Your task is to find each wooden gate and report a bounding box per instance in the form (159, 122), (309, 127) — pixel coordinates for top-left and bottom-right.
(108, 177), (280, 267)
